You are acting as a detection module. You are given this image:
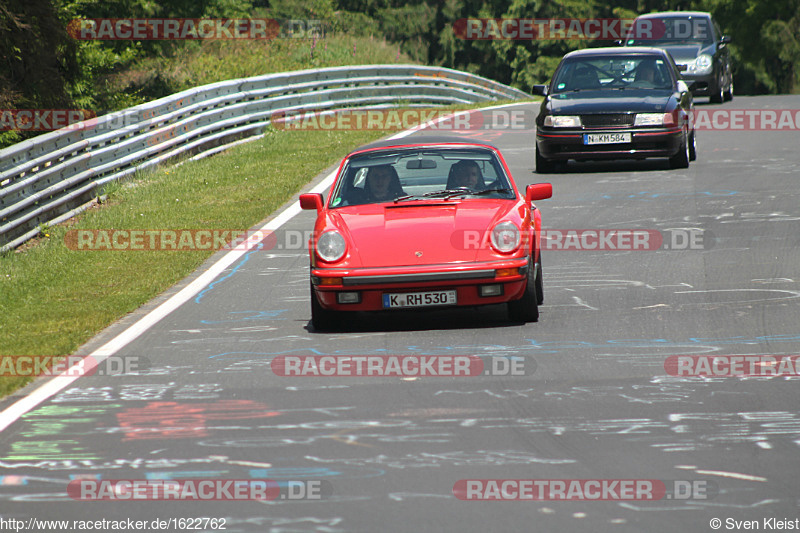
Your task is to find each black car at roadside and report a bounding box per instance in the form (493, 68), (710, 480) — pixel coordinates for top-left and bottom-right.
(533, 47), (696, 173)
(623, 11), (733, 103)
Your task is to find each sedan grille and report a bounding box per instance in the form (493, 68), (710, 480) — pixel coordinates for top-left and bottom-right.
(580, 114), (635, 128)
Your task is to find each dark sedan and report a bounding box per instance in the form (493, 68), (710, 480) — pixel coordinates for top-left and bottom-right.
(533, 47), (696, 173)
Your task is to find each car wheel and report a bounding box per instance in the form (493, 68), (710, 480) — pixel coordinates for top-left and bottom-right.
(535, 144), (557, 174)
(709, 75), (724, 104)
(310, 282), (339, 331)
(508, 258), (539, 323)
(688, 129), (697, 162)
(669, 130), (690, 169)
(723, 77), (734, 101)
(535, 254), (544, 305)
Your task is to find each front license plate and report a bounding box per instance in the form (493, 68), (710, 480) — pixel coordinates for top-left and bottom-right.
(383, 290), (457, 309)
(583, 133), (632, 145)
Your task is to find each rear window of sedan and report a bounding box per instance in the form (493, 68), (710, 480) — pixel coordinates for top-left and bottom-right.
(551, 56), (674, 93)
(328, 147), (516, 207)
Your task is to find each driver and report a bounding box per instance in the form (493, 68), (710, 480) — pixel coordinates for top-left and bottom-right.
(364, 165), (404, 202)
(634, 61), (659, 85)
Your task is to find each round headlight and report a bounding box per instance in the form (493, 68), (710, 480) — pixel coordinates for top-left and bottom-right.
(490, 221), (521, 253)
(316, 230), (346, 262)
(693, 54), (713, 73)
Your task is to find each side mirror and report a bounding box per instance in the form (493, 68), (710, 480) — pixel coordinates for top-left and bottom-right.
(532, 84), (549, 97)
(299, 193), (324, 211)
(526, 183), (552, 202)
(677, 64), (688, 72)
(720, 35), (732, 44)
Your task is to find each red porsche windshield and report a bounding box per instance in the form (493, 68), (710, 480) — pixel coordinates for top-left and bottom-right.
(328, 146), (516, 208)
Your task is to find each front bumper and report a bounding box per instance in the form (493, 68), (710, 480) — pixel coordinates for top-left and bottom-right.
(536, 127), (684, 161)
(678, 72), (715, 95)
(311, 258), (530, 312)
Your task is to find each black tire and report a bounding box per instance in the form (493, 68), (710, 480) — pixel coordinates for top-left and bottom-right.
(669, 130), (690, 169)
(508, 258), (539, 323)
(723, 78), (734, 101)
(688, 129), (697, 162)
(709, 76), (724, 104)
(535, 255), (544, 305)
(310, 282), (339, 331)
(535, 144), (557, 174)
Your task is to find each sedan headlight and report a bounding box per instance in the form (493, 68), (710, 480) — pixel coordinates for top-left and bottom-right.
(316, 230), (346, 262)
(490, 221), (521, 253)
(543, 115), (582, 128)
(634, 113), (666, 126)
(688, 54), (713, 75)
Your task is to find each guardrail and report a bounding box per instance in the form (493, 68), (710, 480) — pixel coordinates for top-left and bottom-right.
(0, 64), (529, 251)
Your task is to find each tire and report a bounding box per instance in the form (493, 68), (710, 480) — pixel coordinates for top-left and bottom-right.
(535, 255), (544, 305)
(310, 282), (339, 331)
(709, 75), (724, 104)
(535, 144), (557, 174)
(669, 130), (690, 169)
(688, 129), (697, 162)
(723, 78), (734, 101)
(508, 258), (539, 323)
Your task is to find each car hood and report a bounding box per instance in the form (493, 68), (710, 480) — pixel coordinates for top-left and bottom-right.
(547, 91), (673, 115)
(660, 43), (715, 62)
(329, 200), (519, 267)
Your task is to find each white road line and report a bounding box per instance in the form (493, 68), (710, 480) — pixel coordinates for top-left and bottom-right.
(694, 469), (768, 482)
(0, 101), (529, 433)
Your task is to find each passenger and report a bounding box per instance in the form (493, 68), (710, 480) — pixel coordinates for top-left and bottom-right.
(447, 160), (486, 190)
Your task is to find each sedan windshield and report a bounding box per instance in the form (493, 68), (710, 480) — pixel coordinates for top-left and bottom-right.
(328, 147), (516, 207)
(626, 16), (715, 46)
(551, 56), (674, 93)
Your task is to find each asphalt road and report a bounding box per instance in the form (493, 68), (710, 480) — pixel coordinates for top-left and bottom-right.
(1, 95), (799, 533)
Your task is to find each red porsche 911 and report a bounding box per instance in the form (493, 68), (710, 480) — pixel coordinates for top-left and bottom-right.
(299, 136), (553, 330)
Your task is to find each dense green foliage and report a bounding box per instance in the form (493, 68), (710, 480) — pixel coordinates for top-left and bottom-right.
(1, 0), (798, 147)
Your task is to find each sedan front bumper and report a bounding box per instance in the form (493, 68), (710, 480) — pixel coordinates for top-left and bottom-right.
(536, 127), (684, 161)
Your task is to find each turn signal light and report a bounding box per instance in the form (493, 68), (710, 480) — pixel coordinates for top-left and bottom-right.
(495, 268), (520, 278)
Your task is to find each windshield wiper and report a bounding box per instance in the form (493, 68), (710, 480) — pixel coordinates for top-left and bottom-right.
(443, 187), (512, 200)
(393, 191), (463, 202)
(393, 194), (425, 203)
(469, 188), (512, 196)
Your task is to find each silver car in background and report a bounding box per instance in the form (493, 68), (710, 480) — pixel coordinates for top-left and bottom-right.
(623, 11), (733, 103)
